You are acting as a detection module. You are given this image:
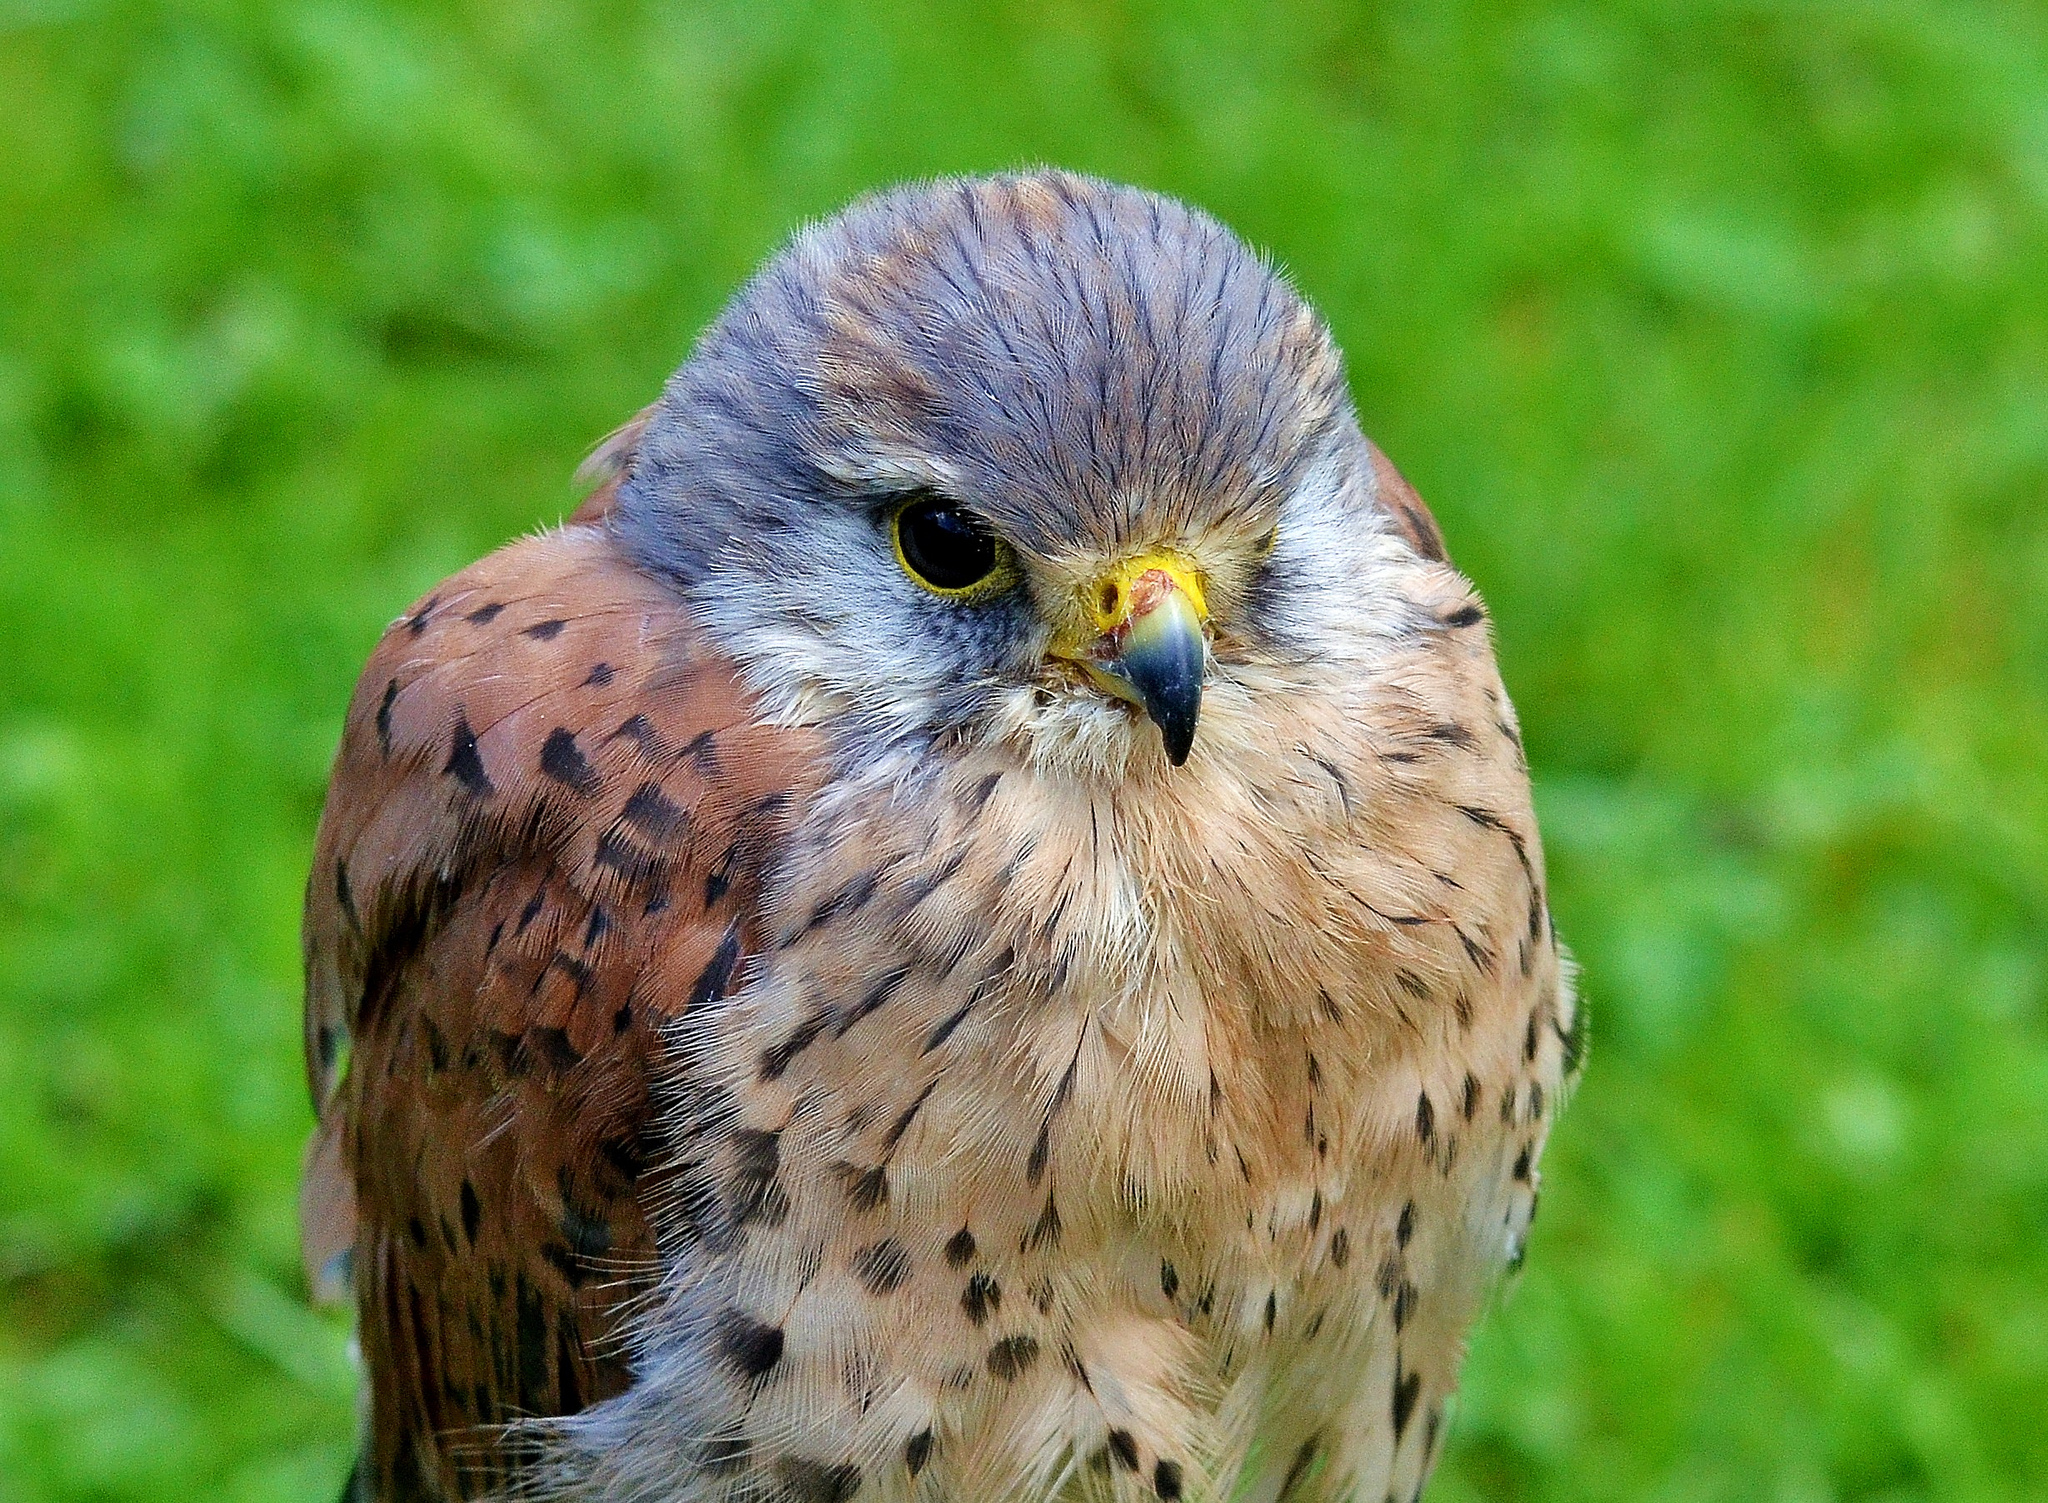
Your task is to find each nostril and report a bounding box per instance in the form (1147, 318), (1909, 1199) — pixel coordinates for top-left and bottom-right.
(1098, 581), (1121, 617)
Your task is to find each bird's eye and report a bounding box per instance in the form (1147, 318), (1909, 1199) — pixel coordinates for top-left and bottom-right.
(893, 495), (1006, 596)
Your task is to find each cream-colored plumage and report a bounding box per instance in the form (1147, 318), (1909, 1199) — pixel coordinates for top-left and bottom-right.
(303, 172), (1579, 1503)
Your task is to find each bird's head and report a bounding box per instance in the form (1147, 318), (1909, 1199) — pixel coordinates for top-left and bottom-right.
(616, 171), (1430, 781)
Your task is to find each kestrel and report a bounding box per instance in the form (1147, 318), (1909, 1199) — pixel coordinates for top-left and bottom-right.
(301, 171), (1582, 1503)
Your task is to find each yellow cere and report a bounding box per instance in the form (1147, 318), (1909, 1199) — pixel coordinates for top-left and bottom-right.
(1086, 553), (1210, 635)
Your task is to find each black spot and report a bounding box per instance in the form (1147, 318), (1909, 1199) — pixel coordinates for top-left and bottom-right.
(838, 1163), (889, 1213)
(1392, 1366), (1422, 1440)
(802, 872), (880, 936)
(881, 1077), (940, 1158)
(1444, 602), (1484, 628)
(522, 618), (566, 640)
(460, 1180), (481, 1244)
(922, 996), (977, 1054)
(904, 1429), (933, 1477)
(516, 884), (546, 935)
(893, 849), (968, 914)
(1160, 1260), (1179, 1300)
(730, 1129), (786, 1227)
(1528, 1081), (1546, 1120)
(761, 1005), (834, 1081)
(853, 1239), (911, 1295)
(1462, 1072), (1481, 1120)
(944, 1226), (977, 1267)
(1501, 1083), (1519, 1123)
(1415, 1092), (1435, 1145)
(1108, 1428), (1140, 1471)
(375, 678), (399, 755)
(610, 713), (660, 756)
(773, 1457), (861, 1503)
(420, 1014), (450, 1074)
(691, 922), (743, 1010)
(961, 1272), (1000, 1326)
(466, 601), (504, 625)
(529, 1025), (580, 1071)
(1279, 1436), (1320, 1499)
(1154, 1459), (1184, 1500)
(1264, 1291), (1277, 1332)
(407, 1215), (427, 1248)
(540, 728), (597, 794)
(624, 849), (676, 902)
(1524, 1013), (1539, 1062)
(334, 859), (358, 928)
(1394, 1281), (1418, 1331)
(963, 770), (1003, 814)
(717, 1310), (784, 1380)
(837, 966), (910, 1036)
(621, 782), (688, 846)
(986, 1334), (1039, 1381)
(407, 595), (439, 634)
(1026, 1118), (1056, 1186)
(1513, 1146), (1532, 1182)
(444, 714), (494, 796)
(1397, 1201), (1416, 1248)
(704, 842), (738, 906)
(583, 906), (610, 949)
(1309, 1190), (1322, 1232)
(1023, 1193), (1061, 1251)
(1330, 1227), (1350, 1268)
(1378, 1254), (1403, 1300)
(316, 1024), (339, 1068)
(582, 661), (613, 687)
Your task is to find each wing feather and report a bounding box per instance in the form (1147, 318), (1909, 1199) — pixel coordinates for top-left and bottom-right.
(302, 521), (813, 1500)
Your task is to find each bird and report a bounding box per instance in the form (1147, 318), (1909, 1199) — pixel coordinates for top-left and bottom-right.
(300, 170), (1582, 1503)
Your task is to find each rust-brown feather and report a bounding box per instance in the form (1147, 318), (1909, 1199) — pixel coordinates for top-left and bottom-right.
(302, 522), (816, 1499)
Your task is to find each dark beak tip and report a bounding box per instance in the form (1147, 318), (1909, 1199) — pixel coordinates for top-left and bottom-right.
(1159, 714), (1197, 767)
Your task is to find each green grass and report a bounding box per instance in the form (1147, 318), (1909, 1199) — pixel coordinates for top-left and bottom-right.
(3, 1), (2046, 1498)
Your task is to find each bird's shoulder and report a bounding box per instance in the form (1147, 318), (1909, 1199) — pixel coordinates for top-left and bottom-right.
(300, 520), (817, 1496)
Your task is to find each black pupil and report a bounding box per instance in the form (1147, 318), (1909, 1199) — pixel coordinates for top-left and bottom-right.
(898, 498), (998, 591)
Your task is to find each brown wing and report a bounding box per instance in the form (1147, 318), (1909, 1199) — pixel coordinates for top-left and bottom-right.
(301, 520), (814, 1500)
(1366, 440), (1451, 565)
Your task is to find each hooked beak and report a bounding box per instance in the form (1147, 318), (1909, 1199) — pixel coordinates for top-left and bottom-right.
(1068, 556), (1209, 766)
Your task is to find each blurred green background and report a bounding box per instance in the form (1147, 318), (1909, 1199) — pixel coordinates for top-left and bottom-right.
(3, 1), (2046, 1499)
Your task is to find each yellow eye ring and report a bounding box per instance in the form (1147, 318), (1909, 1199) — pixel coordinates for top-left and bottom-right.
(891, 495), (1015, 600)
